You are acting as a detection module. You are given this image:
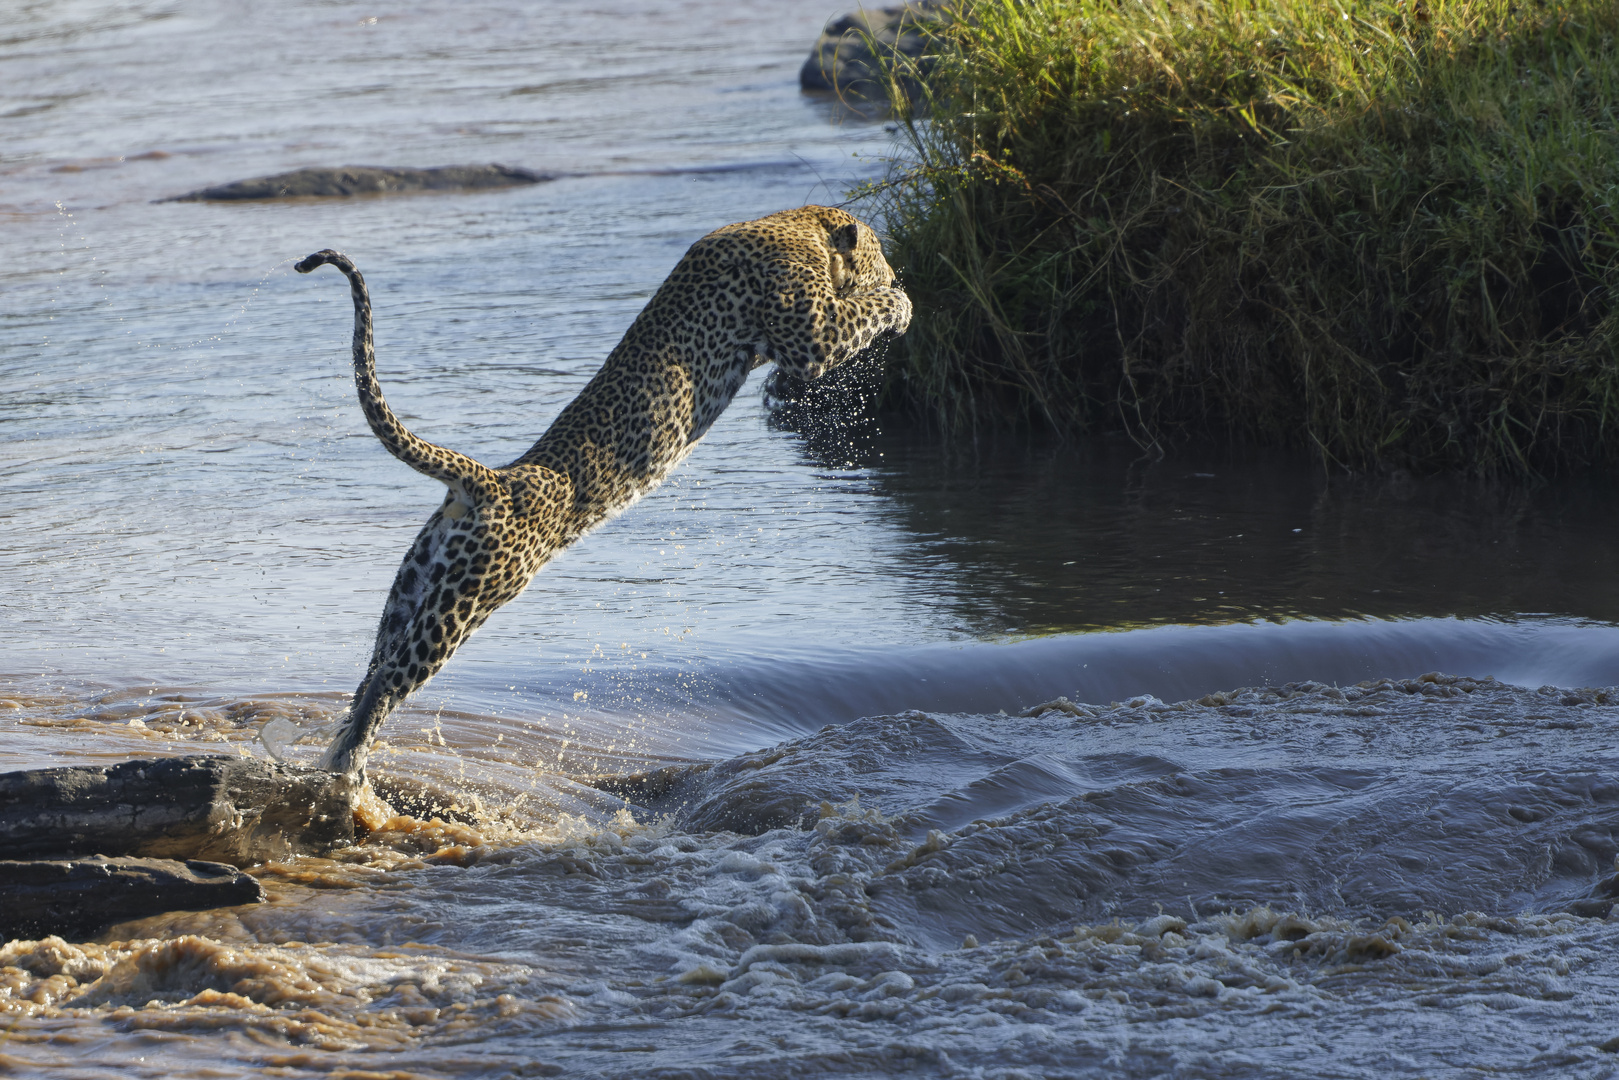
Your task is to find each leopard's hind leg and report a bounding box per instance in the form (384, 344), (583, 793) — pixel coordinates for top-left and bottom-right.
(299, 251), (513, 778)
(317, 504), (500, 776)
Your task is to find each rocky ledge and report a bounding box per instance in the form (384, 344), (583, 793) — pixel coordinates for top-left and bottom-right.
(161, 163), (551, 202)
(800, 0), (953, 106)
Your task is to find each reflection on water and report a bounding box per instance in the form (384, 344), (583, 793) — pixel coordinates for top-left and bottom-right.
(793, 414), (1619, 635)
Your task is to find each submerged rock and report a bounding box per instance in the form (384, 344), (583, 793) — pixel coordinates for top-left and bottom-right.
(162, 163), (551, 202)
(0, 856), (264, 941)
(0, 756), (358, 867)
(800, 1), (952, 106)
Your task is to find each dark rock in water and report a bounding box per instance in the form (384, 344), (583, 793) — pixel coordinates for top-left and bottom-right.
(163, 163), (551, 202)
(0, 756), (358, 867)
(800, 1), (952, 106)
(0, 856), (264, 942)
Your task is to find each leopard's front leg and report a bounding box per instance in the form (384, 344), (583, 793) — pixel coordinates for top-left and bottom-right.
(763, 285), (913, 382)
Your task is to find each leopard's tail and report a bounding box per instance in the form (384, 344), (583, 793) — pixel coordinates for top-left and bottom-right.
(296, 250), (499, 494)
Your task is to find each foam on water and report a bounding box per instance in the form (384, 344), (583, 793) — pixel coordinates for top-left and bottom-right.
(1, 796), (1616, 1078)
(7, 674), (1619, 1076)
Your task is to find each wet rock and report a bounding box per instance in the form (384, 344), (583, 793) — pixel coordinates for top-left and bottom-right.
(800, 1), (953, 106)
(0, 756), (358, 867)
(162, 163), (551, 202)
(0, 856), (264, 942)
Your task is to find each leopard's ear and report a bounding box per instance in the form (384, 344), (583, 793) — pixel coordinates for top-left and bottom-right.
(829, 220), (860, 252)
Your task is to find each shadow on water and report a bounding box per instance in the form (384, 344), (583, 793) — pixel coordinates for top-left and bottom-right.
(770, 375), (1619, 636)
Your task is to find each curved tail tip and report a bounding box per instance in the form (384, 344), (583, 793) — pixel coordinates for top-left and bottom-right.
(295, 249), (344, 275)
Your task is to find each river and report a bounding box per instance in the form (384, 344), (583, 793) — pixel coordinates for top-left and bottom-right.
(5, 2), (1619, 1077)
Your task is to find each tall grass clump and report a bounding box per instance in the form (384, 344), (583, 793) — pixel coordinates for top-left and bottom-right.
(867, 0), (1619, 473)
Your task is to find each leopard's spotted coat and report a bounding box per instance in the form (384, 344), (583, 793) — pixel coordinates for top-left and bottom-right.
(296, 206), (911, 776)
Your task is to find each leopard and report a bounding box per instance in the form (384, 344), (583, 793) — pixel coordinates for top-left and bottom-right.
(294, 205), (912, 778)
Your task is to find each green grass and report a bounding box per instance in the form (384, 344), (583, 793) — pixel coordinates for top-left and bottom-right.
(859, 0), (1619, 473)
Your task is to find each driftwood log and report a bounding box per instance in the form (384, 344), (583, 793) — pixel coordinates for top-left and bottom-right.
(0, 756), (359, 940)
(0, 856), (265, 941)
(0, 756), (358, 868)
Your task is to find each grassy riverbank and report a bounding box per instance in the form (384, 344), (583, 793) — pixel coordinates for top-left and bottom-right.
(864, 0), (1619, 473)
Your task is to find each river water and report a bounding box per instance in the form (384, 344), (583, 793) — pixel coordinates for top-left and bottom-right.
(6, 3), (1619, 1077)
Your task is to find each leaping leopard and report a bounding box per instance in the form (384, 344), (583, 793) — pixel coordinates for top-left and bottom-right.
(295, 205), (912, 777)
